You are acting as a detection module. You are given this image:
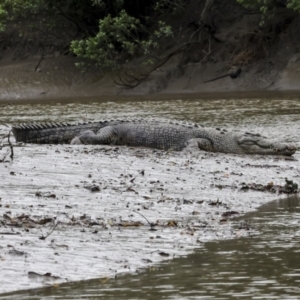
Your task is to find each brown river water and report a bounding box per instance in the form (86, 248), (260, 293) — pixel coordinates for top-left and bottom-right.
(1, 94), (300, 299)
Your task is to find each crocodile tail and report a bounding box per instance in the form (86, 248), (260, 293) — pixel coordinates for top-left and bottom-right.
(12, 124), (36, 143)
(12, 122), (103, 144)
(12, 126), (22, 142)
(12, 123), (74, 144)
(12, 123), (53, 144)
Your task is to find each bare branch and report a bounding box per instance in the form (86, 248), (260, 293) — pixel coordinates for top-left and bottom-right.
(0, 130), (15, 162)
(7, 131), (14, 160)
(39, 222), (59, 240)
(115, 41), (203, 89)
(35, 30), (49, 72)
(132, 210), (157, 231)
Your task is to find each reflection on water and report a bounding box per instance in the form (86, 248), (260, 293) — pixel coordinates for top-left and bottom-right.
(3, 197), (300, 300)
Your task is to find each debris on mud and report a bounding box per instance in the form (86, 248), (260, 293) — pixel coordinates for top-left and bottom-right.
(7, 246), (27, 256)
(221, 211), (240, 218)
(0, 138), (299, 294)
(28, 272), (60, 281)
(84, 184), (101, 192)
(118, 221), (143, 227)
(2, 213), (54, 229)
(241, 178), (299, 194)
(35, 191), (57, 198)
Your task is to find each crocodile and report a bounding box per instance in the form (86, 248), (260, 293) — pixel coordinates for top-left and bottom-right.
(12, 118), (297, 156)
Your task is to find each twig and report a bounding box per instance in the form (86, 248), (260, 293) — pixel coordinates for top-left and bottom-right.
(185, 39), (219, 89)
(39, 222), (59, 240)
(132, 210), (156, 231)
(0, 131), (14, 162)
(0, 134), (7, 146)
(115, 42), (203, 89)
(7, 131), (14, 160)
(189, 26), (203, 43)
(35, 31), (49, 72)
(202, 0), (215, 21)
(0, 149), (10, 162)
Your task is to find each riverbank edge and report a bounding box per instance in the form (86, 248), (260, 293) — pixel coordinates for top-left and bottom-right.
(0, 51), (299, 103)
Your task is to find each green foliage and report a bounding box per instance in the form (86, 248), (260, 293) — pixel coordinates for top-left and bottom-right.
(71, 10), (173, 69)
(0, 0), (105, 32)
(0, 0), (46, 33)
(287, 0), (300, 11)
(71, 10), (141, 68)
(237, 0), (300, 13)
(0, 0), (181, 68)
(68, 1), (177, 69)
(0, 4), (7, 31)
(236, 0), (277, 23)
(236, 0), (300, 25)
(236, 0), (274, 11)
(154, 0), (185, 15)
(0, 0), (43, 19)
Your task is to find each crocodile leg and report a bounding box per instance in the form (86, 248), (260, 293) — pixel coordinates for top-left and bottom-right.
(71, 126), (117, 145)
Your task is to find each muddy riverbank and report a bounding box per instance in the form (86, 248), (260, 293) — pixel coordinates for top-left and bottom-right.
(0, 98), (299, 294)
(0, 0), (299, 101)
(1, 1), (300, 294)
(3, 196), (299, 300)
(0, 140), (298, 294)
(0, 52), (299, 101)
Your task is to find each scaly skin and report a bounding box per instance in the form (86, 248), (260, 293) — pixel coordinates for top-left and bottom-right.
(12, 118), (297, 156)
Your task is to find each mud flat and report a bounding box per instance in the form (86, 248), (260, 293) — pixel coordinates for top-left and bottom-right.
(0, 136), (299, 293)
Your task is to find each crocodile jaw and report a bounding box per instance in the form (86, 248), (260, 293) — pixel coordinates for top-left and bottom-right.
(237, 134), (297, 156)
(197, 134), (297, 156)
(239, 140), (297, 156)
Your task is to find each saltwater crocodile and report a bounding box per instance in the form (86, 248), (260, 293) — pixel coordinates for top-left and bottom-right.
(12, 118), (297, 156)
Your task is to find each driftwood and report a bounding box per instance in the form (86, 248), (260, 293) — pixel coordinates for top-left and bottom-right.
(203, 67), (242, 83)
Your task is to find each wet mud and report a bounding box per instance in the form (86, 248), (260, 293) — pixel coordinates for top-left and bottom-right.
(4, 197), (298, 300)
(0, 98), (299, 294)
(0, 140), (299, 293)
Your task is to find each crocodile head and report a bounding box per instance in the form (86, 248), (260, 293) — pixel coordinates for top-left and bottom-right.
(237, 133), (297, 156)
(197, 132), (297, 156)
